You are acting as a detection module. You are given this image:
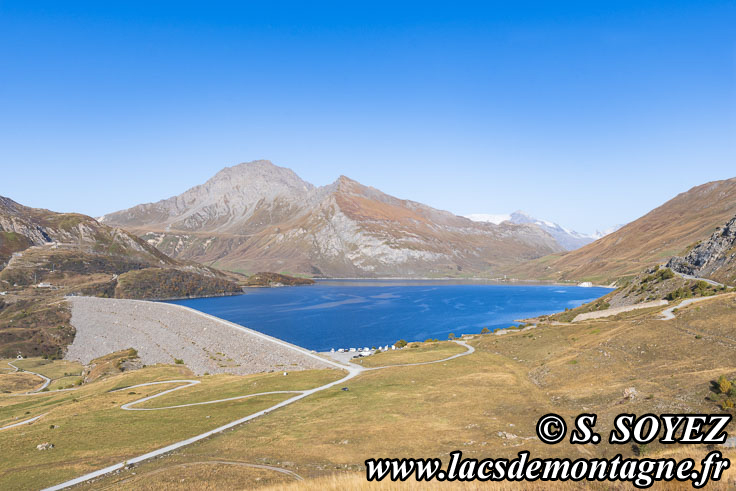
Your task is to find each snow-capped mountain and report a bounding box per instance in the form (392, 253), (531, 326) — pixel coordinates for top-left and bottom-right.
(465, 210), (621, 251)
(591, 224), (624, 240)
(463, 213), (511, 225)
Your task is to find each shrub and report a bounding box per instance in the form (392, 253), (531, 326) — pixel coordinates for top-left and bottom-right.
(481, 327), (490, 334)
(395, 339), (407, 349)
(448, 333), (456, 340)
(174, 358), (184, 365)
(666, 287), (691, 301)
(717, 375), (732, 395)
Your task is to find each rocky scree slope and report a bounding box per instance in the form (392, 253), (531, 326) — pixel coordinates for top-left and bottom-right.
(101, 160), (563, 277)
(667, 215), (736, 286)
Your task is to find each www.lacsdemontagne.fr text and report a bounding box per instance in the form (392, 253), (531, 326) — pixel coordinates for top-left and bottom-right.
(365, 450), (729, 488)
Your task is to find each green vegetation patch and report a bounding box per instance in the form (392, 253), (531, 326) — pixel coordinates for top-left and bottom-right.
(115, 268), (242, 300)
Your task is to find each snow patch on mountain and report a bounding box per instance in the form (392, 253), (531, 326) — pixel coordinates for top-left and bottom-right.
(463, 213), (511, 225)
(465, 210), (621, 251)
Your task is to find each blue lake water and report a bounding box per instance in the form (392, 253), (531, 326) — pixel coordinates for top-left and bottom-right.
(167, 280), (611, 352)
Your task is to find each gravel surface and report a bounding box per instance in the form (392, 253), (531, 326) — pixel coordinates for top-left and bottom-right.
(65, 296), (333, 375)
(572, 300), (668, 322)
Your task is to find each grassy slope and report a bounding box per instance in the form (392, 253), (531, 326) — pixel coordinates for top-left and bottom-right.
(506, 177), (736, 284)
(79, 293), (736, 489)
(0, 363), (342, 490)
(354, 342), (465, 368)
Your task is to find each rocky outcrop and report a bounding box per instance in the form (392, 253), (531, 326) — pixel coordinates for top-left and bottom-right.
(0, 195), (239, 282)
(245, 272), (315, 287)
(667, 215), (736, 285)
(101, 160), (563, 277)
(0, 196), (174, 268)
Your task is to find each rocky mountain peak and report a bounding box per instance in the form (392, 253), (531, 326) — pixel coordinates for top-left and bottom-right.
(100, 160), (316, 233)
(100, 161), (564, 277)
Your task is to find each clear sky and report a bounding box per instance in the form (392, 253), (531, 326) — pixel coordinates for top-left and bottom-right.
(1, 1), (734, 235)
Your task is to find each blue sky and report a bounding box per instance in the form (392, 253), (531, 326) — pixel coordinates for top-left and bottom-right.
(1, 1), (734, 235)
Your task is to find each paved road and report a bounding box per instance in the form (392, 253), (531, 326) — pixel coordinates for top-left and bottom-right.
(0, 362), (54, 431)
(659, 296), (716, 320)
(116, 380), (304, 411)
(572, 300), (668, 322)
(41, 338), (473, 490)
(672, 271), (725, 288)
(0, 413), (47, 432)
(6, 361), (51, 393)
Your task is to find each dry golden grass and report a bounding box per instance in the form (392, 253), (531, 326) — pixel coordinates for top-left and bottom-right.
(354, 341), (465, 368)
(0, 364), (342, 490)
(259, 473), (736, 491)
(84, 294), (736, 490)
(108, 461), (298, 490)
(11, 358), (83, 380)
(259, 447), (736, 490)
(0, 371), (44, 393)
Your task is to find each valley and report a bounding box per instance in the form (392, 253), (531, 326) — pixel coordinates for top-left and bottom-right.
(4, 165), (736, 490)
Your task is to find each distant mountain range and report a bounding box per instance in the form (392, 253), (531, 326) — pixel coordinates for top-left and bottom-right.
(506, 177), (736, 284)
(465, 211), (622, 251)
(100, 160), (563, 277)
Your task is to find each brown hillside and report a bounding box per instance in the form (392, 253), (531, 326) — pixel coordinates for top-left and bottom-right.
(102, 161), (562, 277)
(507, 177), (736, 284)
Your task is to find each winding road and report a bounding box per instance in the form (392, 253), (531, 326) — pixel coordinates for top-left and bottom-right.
(659, 296), (717, 320)
(0, 362), (54, 431)
(673, 271), (725, 288)
(6, 361), (51, 393)
(40, 340), (474, 490)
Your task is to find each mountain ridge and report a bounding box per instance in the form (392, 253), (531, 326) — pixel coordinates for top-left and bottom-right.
(465, 210), (621, 251)
(101, 160), (564, 277)
(505, 177), (736, 283)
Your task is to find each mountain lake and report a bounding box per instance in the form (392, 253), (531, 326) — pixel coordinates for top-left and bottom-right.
(167, 280), (612, 352)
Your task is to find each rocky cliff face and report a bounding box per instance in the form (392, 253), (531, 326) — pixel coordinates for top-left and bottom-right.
(101, 160), (563, 277)
(0, 196), (174, 268)
(667, 215), (736, 285)
(0, 195), (235, 281)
